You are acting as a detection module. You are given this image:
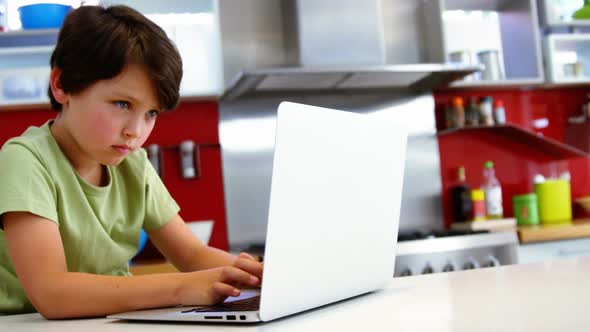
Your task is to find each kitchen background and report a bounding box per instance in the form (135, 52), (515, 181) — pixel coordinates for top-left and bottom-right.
(2, 0), (590, 274)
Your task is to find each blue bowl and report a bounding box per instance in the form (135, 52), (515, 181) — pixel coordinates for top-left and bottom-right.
(18, 3), (72, 30)
(136, 229), (148, 256)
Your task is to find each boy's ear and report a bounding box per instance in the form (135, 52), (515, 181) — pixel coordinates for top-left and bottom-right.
(49, 68), (68, 104)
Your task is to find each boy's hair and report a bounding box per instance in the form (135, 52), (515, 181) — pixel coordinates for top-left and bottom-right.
(48, 5), (183, 111)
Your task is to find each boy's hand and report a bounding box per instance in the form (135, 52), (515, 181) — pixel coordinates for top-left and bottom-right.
(177, 252), (264, 306)
(232, 252), (264, 283)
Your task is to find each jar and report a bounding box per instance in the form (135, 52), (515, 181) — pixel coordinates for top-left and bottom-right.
(512, 193), (539, 225)
(471, 189), (486, 221)
(479, 96), (494, 126)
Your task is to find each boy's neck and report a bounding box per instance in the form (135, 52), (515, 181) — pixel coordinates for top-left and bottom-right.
(49, 119), (108, 187)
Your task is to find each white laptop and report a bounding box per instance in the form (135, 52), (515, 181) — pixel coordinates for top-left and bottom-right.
(108, 101), (408, 323)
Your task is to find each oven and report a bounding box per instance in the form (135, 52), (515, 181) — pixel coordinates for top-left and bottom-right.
(394, 230), (519, 277)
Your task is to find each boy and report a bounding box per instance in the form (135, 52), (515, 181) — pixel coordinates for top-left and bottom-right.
(0, 5), (262, 319)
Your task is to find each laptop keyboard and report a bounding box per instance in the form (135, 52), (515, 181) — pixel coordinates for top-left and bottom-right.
(181, 295), (261, 313)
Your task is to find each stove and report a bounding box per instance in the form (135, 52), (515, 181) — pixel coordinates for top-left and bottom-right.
(394, 229), (519, 277)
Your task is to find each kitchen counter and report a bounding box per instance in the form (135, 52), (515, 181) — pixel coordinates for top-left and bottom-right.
(3, 257), (590, 331)
(518, 218), (590, 243)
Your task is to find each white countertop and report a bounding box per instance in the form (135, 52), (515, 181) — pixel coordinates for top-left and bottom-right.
(3, 257), (590, 331)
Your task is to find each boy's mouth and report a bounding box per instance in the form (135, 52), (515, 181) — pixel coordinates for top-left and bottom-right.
(112, 145), (132, 155)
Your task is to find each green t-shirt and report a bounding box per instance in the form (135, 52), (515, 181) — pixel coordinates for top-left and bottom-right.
(0, 121), (180, 315)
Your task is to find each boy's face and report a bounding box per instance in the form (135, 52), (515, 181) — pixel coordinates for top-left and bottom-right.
(57, 64), (161, 166)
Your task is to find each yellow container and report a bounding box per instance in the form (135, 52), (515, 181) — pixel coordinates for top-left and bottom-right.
(534, 180), (572, 224)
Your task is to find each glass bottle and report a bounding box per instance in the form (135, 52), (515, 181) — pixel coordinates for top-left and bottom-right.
(479, 96), (494, 126)
(465, 96), (480, 126)
(451, 166), (472, 223)
(451, 97), (465, 128)
(482, 160), (503, 219)
(493, 99), (506, 125)
(445, 101), (455, 129)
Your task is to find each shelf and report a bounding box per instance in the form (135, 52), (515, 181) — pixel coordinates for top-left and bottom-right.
(518, 218), (590, 243)
(449, 78), (545, 88)
(0, 29), (59, 38)
(437, 124), (588, 159)
(0, 45), (54, 56)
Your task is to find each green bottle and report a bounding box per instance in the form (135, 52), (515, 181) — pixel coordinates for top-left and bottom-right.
(573, 0), (590, 20)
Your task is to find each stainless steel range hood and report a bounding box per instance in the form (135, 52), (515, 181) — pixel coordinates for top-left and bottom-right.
(222, 64), (479, 101)
(217, 0), (480, 101)
(217, 0), (479, 249)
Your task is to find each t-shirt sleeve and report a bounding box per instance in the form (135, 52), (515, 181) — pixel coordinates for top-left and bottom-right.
(0, 142), (58, 229)
(142, 151), (180, 231)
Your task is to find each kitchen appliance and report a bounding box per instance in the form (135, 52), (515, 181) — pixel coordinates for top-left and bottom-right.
(394, 230), (519, 277)
(217, 0), (481, 255)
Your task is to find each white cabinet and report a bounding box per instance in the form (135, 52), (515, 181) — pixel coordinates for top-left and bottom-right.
(538, 1), (590, 83)
(544, 34), (590, 83)
(111, 0), (223, 99)
(538, 0), (589, 27)
(518, 237), (590, 264)
(0, 29), (56, 108)
(422, 0), (545, 86)
(0, 0), (223, 108)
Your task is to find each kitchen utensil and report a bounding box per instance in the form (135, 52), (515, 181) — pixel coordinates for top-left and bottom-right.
(534, 179), (572, 224)
(477, 50), (505, 81)
(18, 3), (72, 29)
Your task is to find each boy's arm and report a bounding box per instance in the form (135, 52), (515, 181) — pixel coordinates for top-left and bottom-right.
(3, 212), (260, 319)
(146, 214), (263, 278)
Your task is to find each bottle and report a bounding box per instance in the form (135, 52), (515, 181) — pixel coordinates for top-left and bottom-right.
(465, 96), (480, 126)
(482, 160), (503, 219)
(479, 96), (494, 126)
(451, 97), (465, 128)
(451, 166), (472, 223)
(445, 101), (455, 129)
(493, 100), (506, 125)
(471, 189), (486, 221)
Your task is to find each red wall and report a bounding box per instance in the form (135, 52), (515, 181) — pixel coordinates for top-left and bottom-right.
(0, 101), (228, 260)
(434, 87), (590, 228)
(8, 88), (590, 247)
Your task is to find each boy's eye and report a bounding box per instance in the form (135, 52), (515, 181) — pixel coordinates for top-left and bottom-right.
(147, 110), (160, 119)
(114, 101), (130, 109)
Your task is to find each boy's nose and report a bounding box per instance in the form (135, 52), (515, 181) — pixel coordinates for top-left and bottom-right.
(124, 119), (142, 138)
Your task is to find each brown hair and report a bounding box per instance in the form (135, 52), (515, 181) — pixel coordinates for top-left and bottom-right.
(48, 5), (183, 111)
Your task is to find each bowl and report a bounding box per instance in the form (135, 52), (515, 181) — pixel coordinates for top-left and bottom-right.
(18, 3), (72, 30)
(131, 230), (149, 261)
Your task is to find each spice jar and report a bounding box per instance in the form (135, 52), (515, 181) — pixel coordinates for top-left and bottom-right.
(471, 189), (486, 221)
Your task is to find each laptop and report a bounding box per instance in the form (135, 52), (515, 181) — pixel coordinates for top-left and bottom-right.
(108, 101), (408, 323)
